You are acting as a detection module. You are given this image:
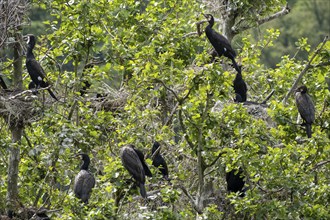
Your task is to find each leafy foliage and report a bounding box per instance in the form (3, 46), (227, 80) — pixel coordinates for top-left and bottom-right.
(0, 0), (329, 219)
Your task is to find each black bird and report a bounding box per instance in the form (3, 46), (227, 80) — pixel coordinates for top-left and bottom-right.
(0, 75), (8, 90)
(74, 153), (95, 204)
(233, 71), (247, 102)
(120, 145), (152, 198)
(151, 141), (169, 181)
(24, 34), (58, 101)
(203, 14), (241, 74)
(226, 168), (245, 197)
(295, 85), (315, 138)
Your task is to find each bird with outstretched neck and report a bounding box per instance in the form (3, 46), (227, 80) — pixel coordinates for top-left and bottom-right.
(151, 141), (170, 182)
(203, 13), (241, 74)
(120, 145), (152, 198)
(74, 153), (95, 204)
(24, 34), (58, 101)
(295, 85), (315, 138)
(233, 71), (247, 102)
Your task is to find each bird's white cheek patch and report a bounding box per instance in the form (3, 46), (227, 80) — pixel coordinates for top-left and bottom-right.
(38, 76), (42, 81)
(224, 48), (227, 52)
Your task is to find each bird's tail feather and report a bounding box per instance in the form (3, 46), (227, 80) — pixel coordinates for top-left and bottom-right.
(139, 183), (147, 198)
(231, 58), (241, 74)
(47, 88), (58, 101)
(306, 124), (312, 138)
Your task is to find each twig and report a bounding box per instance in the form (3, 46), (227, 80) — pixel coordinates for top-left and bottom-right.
(1, 86), (52, 101)
(154, 78), (180, 103)
(261, 90), (275, 104)
(313, 160), (330, 170)
(151, 145), (162, 160)
(205, 149), (227, 168)
(282, 36), (329, 104)
(182, 32), (199, 38)
(178, 184), (196, 209)
(163, 101), (179, 126)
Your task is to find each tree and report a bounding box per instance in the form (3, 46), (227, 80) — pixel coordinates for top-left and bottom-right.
(0, 0), (329, 219)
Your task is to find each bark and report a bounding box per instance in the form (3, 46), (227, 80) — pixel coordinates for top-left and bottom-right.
(6, 33), (23, 215)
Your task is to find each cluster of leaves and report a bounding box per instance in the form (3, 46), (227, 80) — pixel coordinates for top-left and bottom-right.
(0, 0), (329, 219)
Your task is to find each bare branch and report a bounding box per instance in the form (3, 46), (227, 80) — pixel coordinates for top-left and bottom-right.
(282, 36), (329, 104)
(1, 85), (52, 101)
(261, 90), (275, 104)
(313, 160), (330, 170)
(178, 184), (198, 210)
(153, 79), (180, 103)
(206, 149), (227, 168)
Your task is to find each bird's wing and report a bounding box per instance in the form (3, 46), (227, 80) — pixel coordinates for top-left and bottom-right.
(210, 31), (236, 57)
(295, 93), (315, 123)
(121, 148), (145, 183)
(81, 171), (95, 195)
(134, 148), (152, 177)
(153, 155), (168, 176)
(30, 59), (47, 79)
(74, 171), (84, 196)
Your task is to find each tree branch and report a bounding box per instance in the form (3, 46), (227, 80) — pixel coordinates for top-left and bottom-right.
(261, 90), (275, 104)
(282, 36), (329, 104)
(233, 4), (290, 34)
(154, 79), (180, 103)
(206, 149), (227, 168)
(313, 160), (330, 170)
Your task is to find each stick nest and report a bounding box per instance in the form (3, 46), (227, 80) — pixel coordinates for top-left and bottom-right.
(0, 90), (43, 126)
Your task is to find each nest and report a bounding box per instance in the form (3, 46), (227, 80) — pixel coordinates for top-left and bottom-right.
(0, 89), (43, 126)
(89, 86), (129, 113)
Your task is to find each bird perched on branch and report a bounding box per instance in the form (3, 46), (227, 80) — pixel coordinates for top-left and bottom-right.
(74, 153), (95, 204)
(226, 168), (245, 197)
(295, 85), (315, 138)
(24, 34), (58, 101)
(120, 145), (152, 198)
(233, 71), (247, 102)
(151, 141), (170, 182)
(203, 13), (241, 74)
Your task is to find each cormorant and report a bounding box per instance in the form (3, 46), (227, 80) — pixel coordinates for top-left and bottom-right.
(203, 14), (241, 74)
(226, 168), (245, 197)
(120, 145), (152, 198)
(295, 85), (315, 138)
(73, 153), (95, 204)
(233, 71), (247, 102)
(24, 34), (58, 101)
(151, 141), (169, 181)
(0, 75), (8, 90)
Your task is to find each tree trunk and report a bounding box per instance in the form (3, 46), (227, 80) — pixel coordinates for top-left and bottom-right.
(6, 33), (23, 215)
(219, 9), (237, 42)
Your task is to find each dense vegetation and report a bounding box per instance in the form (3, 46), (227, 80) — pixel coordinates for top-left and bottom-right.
(0, 0), (329, 219)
